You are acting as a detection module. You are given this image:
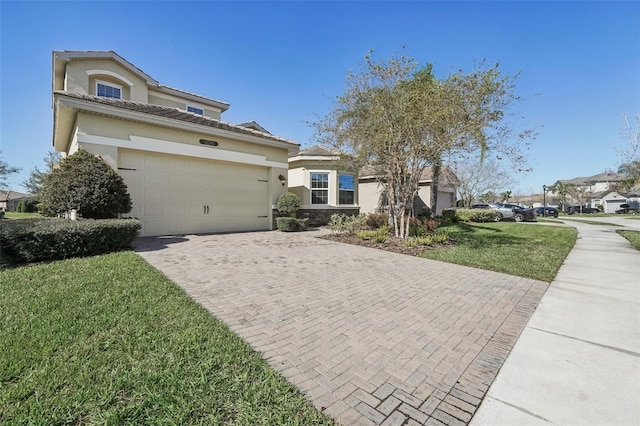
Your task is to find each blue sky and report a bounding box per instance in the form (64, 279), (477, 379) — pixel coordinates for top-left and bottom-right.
(1, 1), (639, 195)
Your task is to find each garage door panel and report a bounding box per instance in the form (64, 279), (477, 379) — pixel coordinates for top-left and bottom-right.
(119, 148), (269, 236)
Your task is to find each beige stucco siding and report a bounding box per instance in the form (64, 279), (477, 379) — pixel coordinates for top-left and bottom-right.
(62, 113), (290, 235)
(359, 180), (456, 215)
(287, 167), (308, 205)
(358, 180), (384, 214)
(148, 92), (222, 120)
(288, 158), (357, 208)
(75, 113), (288, 163)
(63, 59), (148, 102)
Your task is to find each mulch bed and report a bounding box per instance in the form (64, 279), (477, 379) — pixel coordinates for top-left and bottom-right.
(320, 232), (452, 256)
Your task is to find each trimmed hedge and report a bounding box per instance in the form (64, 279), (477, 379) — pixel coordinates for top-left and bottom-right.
(276, 217), (309, 232)
(276, 192), (301, 217)
(442, 208), (498, 223)
(0, 218), (141, 265)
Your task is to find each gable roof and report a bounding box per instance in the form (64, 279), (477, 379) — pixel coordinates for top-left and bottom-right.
(238, 121), (271, 134)
(359, 165), (460, 186)
(0, 190), (32, 200)
(556, 172), (625, 186)
(53, 50), (230, 111)
(53, 91), (299, 150)
(289, 145), (343, 158)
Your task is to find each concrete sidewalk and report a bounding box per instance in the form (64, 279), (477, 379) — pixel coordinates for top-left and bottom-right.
(471, 220), (640, 425)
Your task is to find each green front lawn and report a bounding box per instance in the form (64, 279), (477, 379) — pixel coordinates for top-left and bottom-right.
(421, 222), (577, 282)
(3, 212), (42, 219)
(0, 252), (332, 425)
(617, 230), (640, 250)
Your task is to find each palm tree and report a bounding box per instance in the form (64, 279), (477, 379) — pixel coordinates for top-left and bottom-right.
(500, 190), (512, 202)
(551, 181), (570, 211)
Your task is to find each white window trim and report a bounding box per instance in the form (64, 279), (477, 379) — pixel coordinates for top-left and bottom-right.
(95, 79), (123, 99)
(310, 172), (329, 205)
(86, 69), (134, 87)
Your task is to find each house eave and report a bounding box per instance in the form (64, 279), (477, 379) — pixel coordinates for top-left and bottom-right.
(53, 94), (299, 152)
(53, 50), (159, 86)
(288, 155), (341, 163)
(154, 86), (230, 112)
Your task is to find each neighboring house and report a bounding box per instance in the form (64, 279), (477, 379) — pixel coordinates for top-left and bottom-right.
(287, 145), (359, 225)
(594, 191), (628, 213)
(52, 50), (298, 236)
(359, 166), (459, 216)
(550, 172), (627, 207)
(0, 190), (33, 212)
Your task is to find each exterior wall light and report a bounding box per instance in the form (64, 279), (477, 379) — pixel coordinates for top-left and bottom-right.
(278, 174), (287, 186)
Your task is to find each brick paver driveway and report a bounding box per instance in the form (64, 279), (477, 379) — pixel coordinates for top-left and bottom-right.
(136, 229), (548, 425)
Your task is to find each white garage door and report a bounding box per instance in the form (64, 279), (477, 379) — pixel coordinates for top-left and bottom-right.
(118, 149), (269, 236)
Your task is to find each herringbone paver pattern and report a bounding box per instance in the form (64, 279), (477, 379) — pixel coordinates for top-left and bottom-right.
(136, 230), (548, 425)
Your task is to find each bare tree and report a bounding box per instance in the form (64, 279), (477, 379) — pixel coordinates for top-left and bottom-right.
(614, 113), (640, 190)
(0, 150), (20, 189)
(452, 155), (516, 207)
(22, 150), (61, 196)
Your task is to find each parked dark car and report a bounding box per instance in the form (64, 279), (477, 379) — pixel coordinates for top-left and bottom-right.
(567, 206), (598, 215)
(535, 206), (559, 218)
(512, 206), (537, 222)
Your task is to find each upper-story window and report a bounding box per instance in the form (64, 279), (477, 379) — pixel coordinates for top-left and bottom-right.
(338, 174), (355, 204)
(187, 106), (204, 115)
(311, 173), (329, 205)
(96, 81), (122, 99)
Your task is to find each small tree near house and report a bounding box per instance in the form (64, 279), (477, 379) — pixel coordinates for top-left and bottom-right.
(39, 150), (132, 219)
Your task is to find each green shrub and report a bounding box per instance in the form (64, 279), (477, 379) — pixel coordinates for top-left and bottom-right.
(442, 208), (458, 223)
(276, 217), (308, 232)
(446, 208), (497, 223)
(0, 218), (141, 265)
(405, 229), (448, 247)
(405, 235), (433, 247)
(408, 216), (440, 237)
(432, 228), (449, 243)
(276, 192), (301, 217)
(356, 226), (389, 243)
(329, 213), (367, 234)
(39, 150), (132, 219)
(467, 209), (498, 222)
(16, 199), (37, 213)
(365, 212), (389, 229)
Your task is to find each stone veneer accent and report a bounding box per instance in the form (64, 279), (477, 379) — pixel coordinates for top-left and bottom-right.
(272, 207), (360, 228)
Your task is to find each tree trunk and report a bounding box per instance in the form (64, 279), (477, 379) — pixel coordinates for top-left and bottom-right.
(430, 162), (442, 218)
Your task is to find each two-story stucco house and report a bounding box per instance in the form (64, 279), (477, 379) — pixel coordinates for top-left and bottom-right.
(52, 50), (298, 236)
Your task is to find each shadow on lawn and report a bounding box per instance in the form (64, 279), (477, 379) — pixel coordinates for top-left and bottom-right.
(441, 222), (530, 249)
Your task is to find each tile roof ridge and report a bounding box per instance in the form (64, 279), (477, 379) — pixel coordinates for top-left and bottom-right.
(54, 91), (298, 145)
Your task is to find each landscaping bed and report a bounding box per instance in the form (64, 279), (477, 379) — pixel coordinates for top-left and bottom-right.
(322, 232), (451, 256)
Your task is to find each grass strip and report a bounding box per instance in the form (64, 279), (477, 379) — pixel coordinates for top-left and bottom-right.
(420, 222), (577, 282)
(0, 252), (333, 425)
(617, 230), (640, 250)
(560, 218), (622, 226)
